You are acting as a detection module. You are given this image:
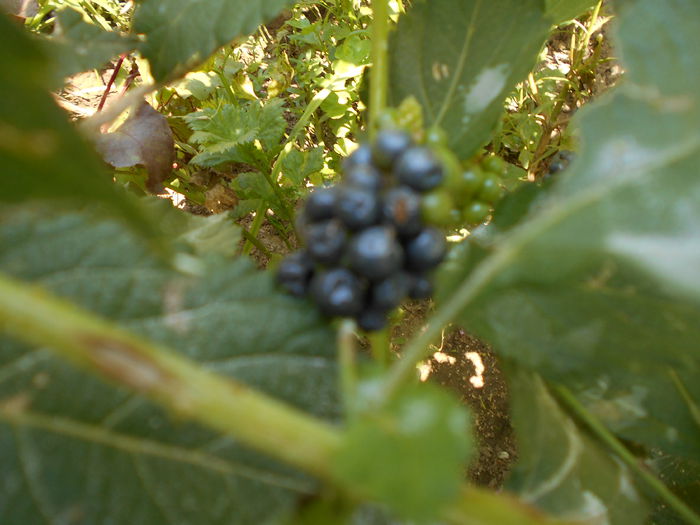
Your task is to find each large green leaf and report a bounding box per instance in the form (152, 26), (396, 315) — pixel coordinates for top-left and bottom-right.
(387, 0), (549, 160)
(437, 0), (700, 462)
(545, 0), (598, 25)
(133, 0), (296, 81)
(505, 369), (647, 523)
(0, 208), (338, 524)
(0, 14), (160, 242)
(46, 7), (136, 81)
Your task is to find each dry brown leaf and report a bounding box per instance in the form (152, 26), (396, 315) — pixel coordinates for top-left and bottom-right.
(95, 102), (174, 192)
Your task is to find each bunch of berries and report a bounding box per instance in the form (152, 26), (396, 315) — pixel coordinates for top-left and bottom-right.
(276, 129), (448, 331)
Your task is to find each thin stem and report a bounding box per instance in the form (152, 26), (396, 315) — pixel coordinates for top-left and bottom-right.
(243, 203), (267, 255)
(97, 54), (126, 112)
(368, 327), (390, 368)
(369, 0), (390, 139)
(338, 320), (358, 415)
(239, 227), (272, 258)
(552, 384), (700, 525)
(261, 170), (295, 225)
(0, 272), (341, 477)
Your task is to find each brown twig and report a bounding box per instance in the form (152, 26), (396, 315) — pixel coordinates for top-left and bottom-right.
(97, 54), (127, 112)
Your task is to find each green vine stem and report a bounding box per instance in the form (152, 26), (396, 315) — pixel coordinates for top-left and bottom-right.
(552, 384), (700, 525)
(242, 201), (267, 255)
(369, 0), (390, 138)
(369, 327), (390, 368)
(338, 320), (358, 415)
(0, 271), (563, 525)
(0, 272), (341, 478)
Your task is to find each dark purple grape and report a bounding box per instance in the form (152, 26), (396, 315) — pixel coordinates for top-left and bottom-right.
(395, 147), (444, 192)
(408, 274), (434, 299)
(276, 251), (314, 297)
(371, 272), (411, 310)
(343, 143), (373, 171)
(383, 186), (422, 237)
(347, 226), (403, 281)
(304, 187), (338, 222)
(343, 164), (383, 192)
(336, 185), (381, 231)
(305, 219), (347, 265)
(310, 268), (366, 317)
(356, 307), (389, 331)
(404, 227), (446, 272)
(372, 129), (413, 170)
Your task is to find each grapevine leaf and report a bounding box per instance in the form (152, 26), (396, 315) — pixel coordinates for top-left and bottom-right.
(545, 0), (599, 25)
(388, 0), (549, 160)
(437, 0), (700, 461)
(648, 452), (700, 524)
(505, 369), (648, 523)
(0, 208), (338, 525)
(332, 381), (472, 521)
(133, 0), (296, 81)
(0, 14), (163, 243)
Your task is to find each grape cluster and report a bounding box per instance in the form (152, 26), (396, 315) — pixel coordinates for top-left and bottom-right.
(276, 130), (447, 331)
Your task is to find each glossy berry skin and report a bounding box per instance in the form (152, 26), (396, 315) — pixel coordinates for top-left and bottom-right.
(371, 272), (411, 310)
(336, 185), (381, 231)
(343, 143), (373, 171)
(452, 166), (484, 200)
(305, 219), (347, 265)
(408, 274), (434, 299)
(404, 227), (447, 272)
(395, 147), (444, 192)
(481, 155), (507, 175)
(372, 129), (413, 170)
(347, 226), (404, 281)
(425, 126), (448, 147)
(304, 187), (338, 222)
(310, 268), (365, 317)
(276, 251), (314, 297)
(382, 186), (422, 237)
(356, 307), (389, 332)
(463, 201), (491, 224)
(344, 164), (383, 192)
(477, 174), (502, 204)
(421, 189), (455, 227)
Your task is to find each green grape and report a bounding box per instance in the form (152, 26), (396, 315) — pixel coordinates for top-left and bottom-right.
(450, 165), (484, 200)
(477, 174), (502, 204)
(421, 189), (455, 227)
(463, 201), (491, 224)
(448, 208), (463, 227)
(425, 126), (448, 147)
(481, 155), (507, 175)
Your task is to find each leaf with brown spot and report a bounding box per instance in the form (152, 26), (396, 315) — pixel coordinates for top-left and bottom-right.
(95, 102), (175, 192)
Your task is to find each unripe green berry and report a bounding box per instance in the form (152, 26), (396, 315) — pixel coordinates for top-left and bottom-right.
(425, 126), (448, 147)
(477, 174), (502, 204)
(451, 165), (484, 200)
(481, 155), (507, 175)
(421, 189), (455, 227)
(463, 201), (491, 224)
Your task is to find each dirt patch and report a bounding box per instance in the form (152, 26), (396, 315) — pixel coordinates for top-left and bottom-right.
(391, 302), (517, 488)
